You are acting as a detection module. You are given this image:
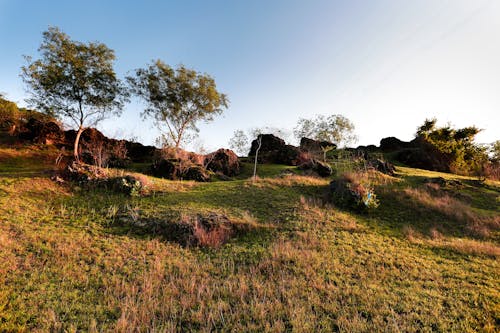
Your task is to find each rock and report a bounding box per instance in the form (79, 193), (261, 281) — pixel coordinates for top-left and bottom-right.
(299, 159), (334, 177)
(37, 121), (65, 145)
(314, 160), (334, 177)
(368, 159), (396, 176)
(299, 137), (336, 152)
(204, 148), (241, 176)
(150, 159), (179, 179)
(151, 159), (211, 181)
(248, 134), (300, 165)
(125, 141), (157, 163)
(183, 165), (211, 182)
(379, 137), (414, 152)
(395, 138), (452, 172)
(249, 134), (286, 156)
(18, 118), (65, 145)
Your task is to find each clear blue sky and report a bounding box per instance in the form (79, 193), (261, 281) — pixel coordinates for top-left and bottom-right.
(1, 0), (499, 150)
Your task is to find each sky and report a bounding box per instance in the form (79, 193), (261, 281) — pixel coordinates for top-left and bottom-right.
(0, 0), (499, 151)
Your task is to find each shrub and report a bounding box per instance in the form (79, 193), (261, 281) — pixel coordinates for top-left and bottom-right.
(107, 176), (143, 196)
(329, 172), (379, 212)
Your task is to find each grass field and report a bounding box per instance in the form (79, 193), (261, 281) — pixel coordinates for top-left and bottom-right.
(0, 146), (499, 332)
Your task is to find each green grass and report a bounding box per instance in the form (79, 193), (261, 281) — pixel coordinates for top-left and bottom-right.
(0, 146), (499, 332)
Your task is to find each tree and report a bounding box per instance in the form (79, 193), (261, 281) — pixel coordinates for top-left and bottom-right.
(0, 95), (19, 133)
(127, 60), (228, 150)
(415, 118), (487, 175)
(490, 140), (500, 163)
(228, 130), (249, 156)
(294, 114), (357, 147)
(21, 27), (127, 160)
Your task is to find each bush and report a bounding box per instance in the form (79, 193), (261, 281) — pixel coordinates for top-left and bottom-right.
(107, 176), (143, 196)
(329, 172), (379, 212)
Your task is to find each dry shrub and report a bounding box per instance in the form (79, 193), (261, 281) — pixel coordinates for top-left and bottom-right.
(192, 219), (233, 248)
(484, 162), (500, 181)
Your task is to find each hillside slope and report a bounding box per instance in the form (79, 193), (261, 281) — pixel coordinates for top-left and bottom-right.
(0, 146), (499, 332)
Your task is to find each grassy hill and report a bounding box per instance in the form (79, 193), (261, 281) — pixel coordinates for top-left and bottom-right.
(0, 145), (499, 332)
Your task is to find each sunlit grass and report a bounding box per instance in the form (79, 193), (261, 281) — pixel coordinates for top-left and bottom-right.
(0, 146), (499, 331)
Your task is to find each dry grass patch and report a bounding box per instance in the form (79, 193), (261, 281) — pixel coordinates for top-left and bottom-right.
(246, 174), (328, 189)
(402, 187), (499, 238)
(404, 226), (500, 257)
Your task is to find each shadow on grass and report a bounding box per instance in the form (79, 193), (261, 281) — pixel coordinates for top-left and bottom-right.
(369, 173), (499, 241)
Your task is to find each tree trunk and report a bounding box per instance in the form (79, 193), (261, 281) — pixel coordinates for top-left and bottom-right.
(253, 136), (262, 181)
(74, 127), (85, 161)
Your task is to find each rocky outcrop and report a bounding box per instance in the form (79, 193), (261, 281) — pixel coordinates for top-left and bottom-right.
(204, 148), (241, 176)
(298, 159), (334, 177)
(395, 138), (452, 173)
(151, 159), (211, 182)
(125, 141), (157, 163)
(368, 159), (396, 176)
(379, 137), (414, 152)
(249, 134), (300, 165)
(299, 137), (336, 152)
(18, 118), (65, 145)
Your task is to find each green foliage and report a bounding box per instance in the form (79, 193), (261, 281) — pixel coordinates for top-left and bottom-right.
(490, 140), (500, 162)
(294, 114), (357, 147)
(110, 176), (143, 197)
(21, 26), (128, 158)
(0, 95), (19, 131)
(416, 118), (488, 175)
(127, 60), (228, 149)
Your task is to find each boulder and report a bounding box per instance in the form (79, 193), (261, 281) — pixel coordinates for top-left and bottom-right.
(368, 159), (396, 176)
(249, 134), (285, 155)
(298, 159), (334, 177)
(18, 118), (65, 145)
(125, 141), (157, 163)
(204, 148), (240, 176)
(182, 165), (211, 182)
(395, 138), (452, 172)
(150, 159), (179, 179)
(150, 159), (211, 182)
(64, 127), (107, 147)
(300, 137), (336, 152)
(249, 134), (300, 165)
(379, 137), (414, 152)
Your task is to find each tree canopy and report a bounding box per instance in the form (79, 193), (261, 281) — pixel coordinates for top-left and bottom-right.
(21, 26), (127, 159)
(415, 118), (487, 175)
(127, 60), (228, 149)
(294, 114), (357, 147)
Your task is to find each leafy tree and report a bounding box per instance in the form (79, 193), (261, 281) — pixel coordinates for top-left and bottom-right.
(21, 27), (127, 160)
(489, 140), (500, 163)
(415, 118), (487, 175)
(228, 130), (249, 156)
(0, 95), (19, 133)
(127, 60), (228, 149)
(294, 114), (357, 147)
